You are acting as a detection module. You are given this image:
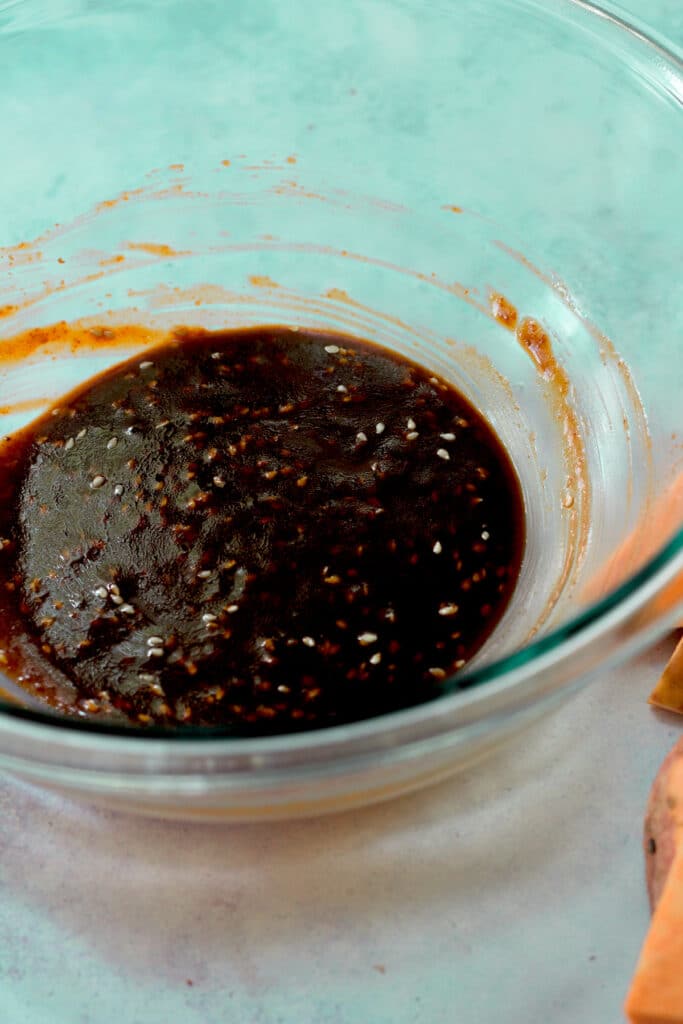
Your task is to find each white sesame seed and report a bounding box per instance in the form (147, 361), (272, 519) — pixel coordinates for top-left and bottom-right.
(147, 636), (164, 646)
(119, 603), (135, 615)
(438, 604), (459, 616)
(148, 647), (165, 658)
(211, 352), (222, 360)
(324, 344), (340, 354)
(113, 484), (124, 496)
(369, 652), (382, 665)
(481, 531), (490, 540)
(202, 613), (217, 623)
(90, 475), (106, 489)
(358, 632), (378, 646)
(336, 384), (348, 393)
(76, 429), (87, 440)
(64, 437), (75, 451)
(226, 604), (239, 613)
(433, 541), (443, 554)
(94, 586), (108, 599)
(139, 361), (154, 370)
(406, 431), (419, 441)
(107, 437), (118, 450)
(111, 595), (124, 606)
(436, 448), (450, 461)
(108, 583), (120, 596)
(375, 422), (385, 435)
(440, 433), (456, 442)
(407, 418), (416, 430)
(455, 659), (466, 669)
(197, 570), (212, 579)
(302, 636), (316, 647)
(428, 667), (446, 679)
(138, 673), (156, 684)
(384, 609), (396, 623)
(356, 432), (368, 444)
(155, 420), (170, 430)
(213, 475), (226, 488)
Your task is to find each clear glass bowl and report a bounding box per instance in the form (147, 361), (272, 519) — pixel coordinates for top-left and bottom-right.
(0, 0), (681, 820)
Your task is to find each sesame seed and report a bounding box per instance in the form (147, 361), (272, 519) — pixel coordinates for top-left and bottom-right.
(440, 433), (456, 442)
(226, 604), (239, 613)
(296, 476), (308, 488)
(138, 673), (156, 684)
(64, 437), (75, 451)
(433, 540), (443, 554)
(455, 659), (466, 669)
(90, 475), (106, 489)
(302, 636), (316, 647)
(438, 604), (459, 616)
(197, 570), (212, 579)
(369, 652), (382, 665)
(428, 667), (446, 679)
(111, 594), (124, 606)
(119, 603), (135, 615)
(324, 344), (340, 354)
(147, 636), (164, 646)
(356, 432), (367, 444)
(139, 361), (154, 370)
(108, 583), (120, 596)
(436, 448), (450, 461)
(407, 418), (416, 430)
(113, 484), (124, 496)
(481, 531), (490, 540)
(406, 431), (419, 441)
(211, 352), (222, 359)
(148, 647), (165, 658)
(94, 586), (108, 599)
(76, 429), (87, 440)
(213, 475), (226, 488)
(336, 384), (348, 393)
(358, 632), (378, 646)
(202, 613), (217, 623)
(384, 609), (396, 623)
(107, 437), (118, 450)
(375, 422), (385, 435)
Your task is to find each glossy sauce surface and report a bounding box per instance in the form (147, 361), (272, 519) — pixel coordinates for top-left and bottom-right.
(0, 327), (525, 732)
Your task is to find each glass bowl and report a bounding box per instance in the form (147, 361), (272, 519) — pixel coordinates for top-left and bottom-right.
(0, 0), (681, 820)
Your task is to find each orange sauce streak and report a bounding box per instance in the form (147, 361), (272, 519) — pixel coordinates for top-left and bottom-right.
(249, 275), (280, 289)
(0, 322), (166, 368)
(126, 242), (185, 258)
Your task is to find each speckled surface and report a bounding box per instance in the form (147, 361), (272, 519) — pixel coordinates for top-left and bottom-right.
(1, 2), (682, 1023)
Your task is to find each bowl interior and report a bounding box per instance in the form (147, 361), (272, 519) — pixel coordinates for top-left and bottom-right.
(0, 0), (682, 733)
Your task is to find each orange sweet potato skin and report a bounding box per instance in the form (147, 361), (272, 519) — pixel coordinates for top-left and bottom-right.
(644, 737), (683, 910)
(627, 756), (683, 1023)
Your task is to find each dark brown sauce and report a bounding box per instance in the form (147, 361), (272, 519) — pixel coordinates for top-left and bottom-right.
(0, 326), (525, 733)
